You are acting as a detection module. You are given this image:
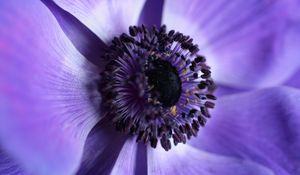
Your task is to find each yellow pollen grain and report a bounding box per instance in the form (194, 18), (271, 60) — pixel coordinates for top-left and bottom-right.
(183, 68), (187, 75)
(170, 106), (177, 116)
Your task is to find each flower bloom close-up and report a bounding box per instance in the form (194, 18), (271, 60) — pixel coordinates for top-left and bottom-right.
(1, 0), (300, 175)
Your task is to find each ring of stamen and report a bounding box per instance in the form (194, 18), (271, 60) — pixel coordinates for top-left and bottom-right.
(99, 25), (216, 151)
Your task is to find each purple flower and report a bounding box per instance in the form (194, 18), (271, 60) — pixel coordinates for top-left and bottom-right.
(0, 0), (300, 175)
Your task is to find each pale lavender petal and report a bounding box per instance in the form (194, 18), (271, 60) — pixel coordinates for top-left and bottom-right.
(54, 0), (146, 43)
(283, 23), (300, 88)
(285, 68), (300, 88)
(0, 1), (101, 174)
(215, 84), (247, 97)
(76, 122), (127, 175)
(190, 87), (300, 175)
(110, 138), (138, 175)
(163, 0), (300, 88)
(147, 144), (274, 175)
(285, 0), (300, 22)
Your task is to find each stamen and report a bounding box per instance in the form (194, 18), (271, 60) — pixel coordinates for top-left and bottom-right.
(99, 25), (216, 151)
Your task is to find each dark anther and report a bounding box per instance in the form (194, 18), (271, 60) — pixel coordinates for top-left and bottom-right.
(120, 33), (135, 43)
(206, 94), (217, 100)
(195, 56), (206, 63)
(150, 137), (158, 148)
(129, 26), (138, 36)
(159, 25), (166, 34)
(200, 106), (210, 117)
(197, 81), (207, 89)
(112, 37), (122, 46)
(201, 68), (211, 75)
(174, 32), (183, 42)
(193, 73), (198, 78)
(181, 42), (192, 50)
(189, 45), (199, 54)
(201, 73), (211, 79)
(192, 120), (200, 131)
(181, 55), (186, 60)
(168, 30), (175, 37)
(198, 116), (207, 126)
(188, 109), (197, 117)
(189, 65), (195, 71)
(204, 101), (215, 108)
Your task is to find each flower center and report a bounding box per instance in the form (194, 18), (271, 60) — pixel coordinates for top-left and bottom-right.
(145, 59), (181, 107)
(99, 25), (216, 151)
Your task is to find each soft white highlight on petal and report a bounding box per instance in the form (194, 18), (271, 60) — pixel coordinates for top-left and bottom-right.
(148, 144), (274, 175)
(110, 138), (137, 175)
(54, 0), (146, 43)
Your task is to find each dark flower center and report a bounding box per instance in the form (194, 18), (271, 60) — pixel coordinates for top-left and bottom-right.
(145, 59), (181, 107)
(99, 25), (216, 151)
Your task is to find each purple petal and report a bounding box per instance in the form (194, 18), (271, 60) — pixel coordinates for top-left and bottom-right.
(138, 0), (164, 27)
(283, 24), (300, 88)
(110, 138), (138, 175)
(147, 144), (274, 175)
(163, 0), (300, 88)
(53, 0), (146, 43)
(285, 0), (300, 22)
(190, 87), (300, 174)
(285, 68), (300, 88)
(42, 0), (108, 69)
(215, 84), (248, 97)
(0, 1), (101, 174)
(76, 122), (127, 175)
(134, 144), (148, 175)
(0, 148), (26, 175)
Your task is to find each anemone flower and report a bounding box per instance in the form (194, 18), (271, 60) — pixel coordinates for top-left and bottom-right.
(1, 0), (300, 175)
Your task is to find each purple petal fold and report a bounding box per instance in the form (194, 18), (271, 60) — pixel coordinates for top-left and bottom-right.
(190, 86), (300, 175)
(138, 0), (164, 27)
(163, 0), (300, 88)
(0, 148), (26, 175)
(53, 0), (146, 43)
(110, 138), (138, 175)
(215, 84), (248, 97)
(283, 23), (300, 88)
(0, 1), (101, 174)
(42, 0), (108, 69)
(134, 144), (148, 175)
(285, 67), (300, 88)
(147, 144), (274, 175)
(76, 122), (127, 175)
